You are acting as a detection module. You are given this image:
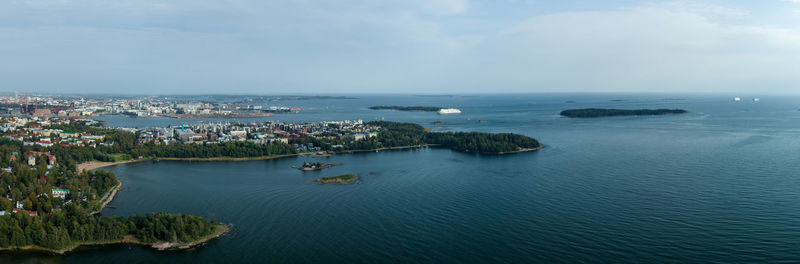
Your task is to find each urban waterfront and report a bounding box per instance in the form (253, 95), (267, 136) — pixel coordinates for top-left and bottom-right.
(3, 94), (800, 263)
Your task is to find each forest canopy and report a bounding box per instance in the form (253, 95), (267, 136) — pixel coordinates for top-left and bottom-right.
(335, 121), (541, 154)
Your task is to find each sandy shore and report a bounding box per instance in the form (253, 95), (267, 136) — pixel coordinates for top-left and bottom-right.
(76, 159), (144, 173)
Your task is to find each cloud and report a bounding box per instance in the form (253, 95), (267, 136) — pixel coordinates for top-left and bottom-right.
(0, 0), (478, 94)
(0, 0), (799, 94)
(455, 4), (800, 92)
(419, 0), (469, 15)
(648, 1), (750, 18)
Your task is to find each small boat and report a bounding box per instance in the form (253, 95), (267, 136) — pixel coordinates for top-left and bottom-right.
(753, 98), (760, 102)
(312, 151), (330, 157)
(733, 97), (741, 102)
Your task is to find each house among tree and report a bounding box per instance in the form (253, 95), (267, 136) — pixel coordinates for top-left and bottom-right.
(52, 188), (69, 199)
(35, 140), (54, 147)
(12, 208), (37, 217)
(59, 131), (79, 138)
(27, 151), (57, 166)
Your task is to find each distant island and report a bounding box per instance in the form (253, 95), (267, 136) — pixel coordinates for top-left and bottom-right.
(560, 108), (687, 118)
(369, 106), (443, 112)
(315, 174), (359, 184)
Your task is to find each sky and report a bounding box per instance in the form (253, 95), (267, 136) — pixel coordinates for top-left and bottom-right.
(1, 0), (799, 95)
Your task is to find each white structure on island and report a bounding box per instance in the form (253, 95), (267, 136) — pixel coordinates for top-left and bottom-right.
(438, 108), (462, 114)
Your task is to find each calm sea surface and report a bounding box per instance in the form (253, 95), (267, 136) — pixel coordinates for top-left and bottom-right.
(4, 94), (800, 263)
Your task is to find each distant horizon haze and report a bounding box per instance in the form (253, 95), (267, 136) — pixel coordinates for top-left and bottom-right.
(0, 91), (795, 97)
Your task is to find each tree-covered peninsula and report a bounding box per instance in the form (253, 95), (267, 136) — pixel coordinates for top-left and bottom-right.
(298, 121), (541, 154)
(0, 141), (226, 253)
(369, 106), (443, 112)
(42, 120), (540, 160)
(559, 108), (687, 118)
(0, 122), (229, 253)
(0, 206), (225, 253)
(35, 120), (540, 165)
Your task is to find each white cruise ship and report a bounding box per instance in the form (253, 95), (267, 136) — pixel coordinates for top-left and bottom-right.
(438, 108), (462, 114)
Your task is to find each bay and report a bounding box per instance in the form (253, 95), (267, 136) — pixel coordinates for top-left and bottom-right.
(4, 94), (800, 263)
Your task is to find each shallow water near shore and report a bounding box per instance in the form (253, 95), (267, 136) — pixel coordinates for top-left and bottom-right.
(4, 94), (800, 263)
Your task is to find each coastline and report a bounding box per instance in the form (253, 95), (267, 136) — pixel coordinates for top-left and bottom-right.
(153, 153), (302, 162)
(89, 181), (121, 215)
(65, 159), (230, 255)
(77, 159), (139, 216)
(424, 144), (544, 155)
(495, 145), (545, 155)
(152, 225), (230, 250)
(0, 224), (230, 255)
(333, 144), (430, 153)
(142, 145), (431, 162)
(78, 143), (541, 165)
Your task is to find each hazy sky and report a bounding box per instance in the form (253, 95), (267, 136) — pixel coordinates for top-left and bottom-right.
(2, 0), (799, 94)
